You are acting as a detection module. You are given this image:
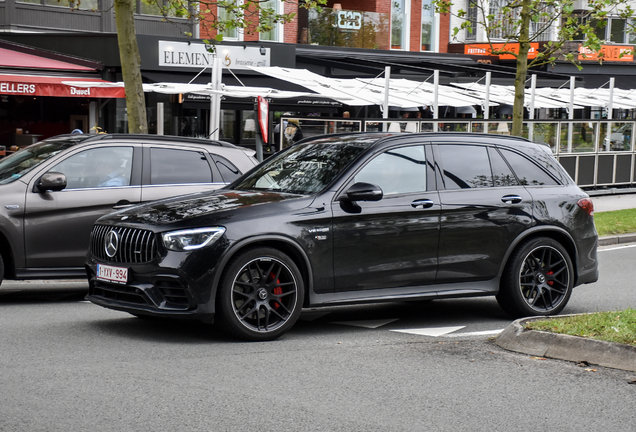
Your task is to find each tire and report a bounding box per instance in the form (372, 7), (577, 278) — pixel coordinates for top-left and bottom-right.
(216, 247), (304, 341)
(496, 237), (574, 318)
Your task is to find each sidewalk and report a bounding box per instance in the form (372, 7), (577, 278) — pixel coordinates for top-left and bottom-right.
(591, 192), (636, 246)
(496, 317), (636, 373)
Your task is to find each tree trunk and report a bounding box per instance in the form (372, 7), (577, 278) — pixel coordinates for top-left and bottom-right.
(512, 0), (531, 137)
(113, 0), (147, 134)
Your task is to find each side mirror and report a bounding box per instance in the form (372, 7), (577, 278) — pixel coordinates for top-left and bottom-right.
(341, 182), (383, 202)
(37, 172), (67, 192)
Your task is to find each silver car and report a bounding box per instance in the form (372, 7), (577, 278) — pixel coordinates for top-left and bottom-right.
(0, 134), (258, 286)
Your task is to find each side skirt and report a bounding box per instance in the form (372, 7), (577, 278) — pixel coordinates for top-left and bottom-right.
(308, 279), (499, 307)
(14, 267), (87, 280)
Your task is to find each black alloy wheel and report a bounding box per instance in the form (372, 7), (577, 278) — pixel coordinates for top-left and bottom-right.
(497, 237), (574, 317)
(217, 247), (304, 341)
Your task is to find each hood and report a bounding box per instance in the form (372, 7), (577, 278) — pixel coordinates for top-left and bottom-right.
(99, 189), (312, 228)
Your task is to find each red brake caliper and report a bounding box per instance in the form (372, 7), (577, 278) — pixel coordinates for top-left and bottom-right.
(546, 270), (554, 286)
(271, 273), (282, 309)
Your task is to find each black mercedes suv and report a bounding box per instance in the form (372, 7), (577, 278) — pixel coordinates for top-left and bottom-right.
(86, 132), (599, 341)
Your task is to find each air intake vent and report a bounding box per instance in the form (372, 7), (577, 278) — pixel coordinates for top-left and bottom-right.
(90, 225), (157, 263)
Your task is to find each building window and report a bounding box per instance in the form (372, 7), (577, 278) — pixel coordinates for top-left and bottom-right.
(260, 0), (281, 42)
(18, 0), (99, 10)
(421, 0), (436, 51)
(529, 3), (553, 41)
(218, 0), (243, 41)
(610, 18), (626, 43)
(590, 17), (629, 43)
(391, 0), (410, 50)
(466, 0), (478, 41)
(488, 0), (515, 40)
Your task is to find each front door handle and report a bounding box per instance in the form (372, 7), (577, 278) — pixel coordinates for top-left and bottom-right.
(501, 195), (523, 204)
(411, 199), (434, 209)
(113, 200), (137, 209)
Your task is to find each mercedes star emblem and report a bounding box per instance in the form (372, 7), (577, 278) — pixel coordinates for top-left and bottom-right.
(105, 230), (119, 258)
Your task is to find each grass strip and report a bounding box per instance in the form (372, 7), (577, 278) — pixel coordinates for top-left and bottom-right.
(595, 208), (636, 236)
(525, 309), (636, 347)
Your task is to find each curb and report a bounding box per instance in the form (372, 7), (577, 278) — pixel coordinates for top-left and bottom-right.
(598, 233), (636, 247)
(495, 316), (636, 372)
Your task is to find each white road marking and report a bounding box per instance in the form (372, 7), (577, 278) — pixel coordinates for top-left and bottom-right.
(444, 329), (504, 338)
(599, 243), (636, 252)
(390, 326), (466, 337)
(331, 319), (399, 329)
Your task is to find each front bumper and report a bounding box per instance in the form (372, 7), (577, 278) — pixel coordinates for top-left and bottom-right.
(85, 245), (225, 322)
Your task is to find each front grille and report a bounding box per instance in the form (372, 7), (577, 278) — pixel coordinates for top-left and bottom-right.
(156, 280), (190, 306)
(90, 278), (191, 311)
(91, 224), (157, 264)
(92, 280), (149, 306)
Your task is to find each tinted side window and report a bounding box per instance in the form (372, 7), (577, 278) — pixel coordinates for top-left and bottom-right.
(499, 148), (558, 186)
(150, 148), (213, 185)
(439, 145), (492, 189)
(49, 146), (133, 189)
(354, 145), (426, 195)
(213, 155), (242, 182)
(489, 147), (519, 187)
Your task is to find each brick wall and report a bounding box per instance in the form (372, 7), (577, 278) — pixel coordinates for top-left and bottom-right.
(198, 0), (451, 53)
(439, 10), (450, 53)
(284, 2), (299, 43)
(411, 0), (422, 52)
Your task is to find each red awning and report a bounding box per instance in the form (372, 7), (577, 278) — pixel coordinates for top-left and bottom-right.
(0, 47), (97, 71)
(0, 74), (126, 98)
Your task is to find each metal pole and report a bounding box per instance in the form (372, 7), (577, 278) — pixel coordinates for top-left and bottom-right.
(568, 76), (574, 153)
(383, 66), (390, 131)
(157, 102), (164, 135)
(529, 74), (536, 141)
(433, 70), (439, 131)
(484, 72), (491, 120)
(606, 77), (615, 151)
(209, 55), (222, 140)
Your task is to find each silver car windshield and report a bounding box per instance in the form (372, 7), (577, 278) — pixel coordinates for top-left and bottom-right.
(232, 135), (376, 195)
(0, 138), (82, 184)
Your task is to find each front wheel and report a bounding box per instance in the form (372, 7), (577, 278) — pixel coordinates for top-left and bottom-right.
(216, 247), (304, 341)
(497, 237), (574, 318)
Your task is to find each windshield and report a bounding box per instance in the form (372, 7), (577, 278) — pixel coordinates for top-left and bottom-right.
(0, 137), (87, 185)
(232, 135), (378, 195)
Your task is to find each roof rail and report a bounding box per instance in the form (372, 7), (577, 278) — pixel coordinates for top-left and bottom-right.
(85, 134), (238, 148)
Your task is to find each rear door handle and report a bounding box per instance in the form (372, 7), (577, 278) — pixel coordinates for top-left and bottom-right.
(501, 195), (523, 204)
(411, 199), (434, 209)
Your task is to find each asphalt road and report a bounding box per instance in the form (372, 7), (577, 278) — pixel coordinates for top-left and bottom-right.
(0, 243), (634, 431)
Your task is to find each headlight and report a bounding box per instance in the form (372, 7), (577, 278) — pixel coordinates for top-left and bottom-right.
(162, 227), (226, 251)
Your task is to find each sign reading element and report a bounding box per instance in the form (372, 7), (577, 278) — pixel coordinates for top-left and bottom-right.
(159, 41), (270, 70)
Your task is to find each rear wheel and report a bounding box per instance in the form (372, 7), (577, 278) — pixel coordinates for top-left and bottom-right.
(0, 253), (4, 288)
(216, 247), (304, 341)
(497, 237), (573, 318)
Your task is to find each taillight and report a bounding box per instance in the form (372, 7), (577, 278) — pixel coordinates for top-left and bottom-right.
(577, 198), (594, 216)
